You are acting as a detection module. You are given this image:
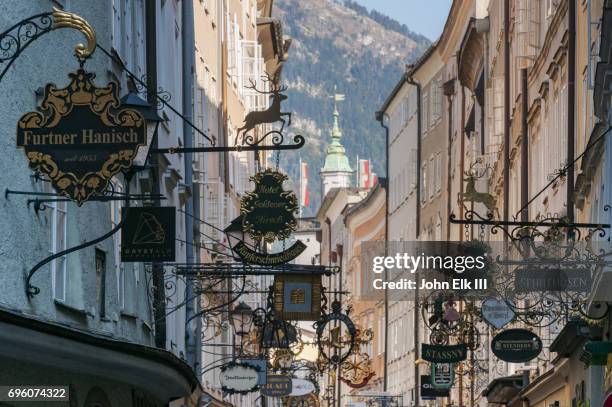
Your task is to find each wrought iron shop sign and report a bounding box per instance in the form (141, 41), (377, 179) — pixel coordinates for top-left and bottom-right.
(421, 343), (467, 363)
(261, 319), (298, 349)
(421, 375), (450, 399)
(315, 304), (357, 365)
(285, 393), (319, 407)
(515, 268), (591, 293)
(261, 374), (292, 397)
(491, 329), (542, 363)
(238, 358), (267, 385)
(220, 362), (260, 394)
(240, 169), (298, 243)
(431, 363), (454, 389)
(121, 207), (176, 262)
(233, 240), (306, 266)
(17, 69), (146, 204)
(289, 379), (316, 397)
(274, 274), (322, 320)
(481, 297), (515, 329)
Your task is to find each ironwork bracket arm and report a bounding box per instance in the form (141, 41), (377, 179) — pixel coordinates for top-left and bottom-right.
(0, 8), (96, 83)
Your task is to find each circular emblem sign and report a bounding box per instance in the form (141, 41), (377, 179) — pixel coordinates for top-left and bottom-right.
(240, 169), (298, 243)
(605, 392), (612, 407)
(491, 329), (542, 363)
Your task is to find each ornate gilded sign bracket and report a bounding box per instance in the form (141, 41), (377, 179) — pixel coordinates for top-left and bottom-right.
(0, 8), (96, 83)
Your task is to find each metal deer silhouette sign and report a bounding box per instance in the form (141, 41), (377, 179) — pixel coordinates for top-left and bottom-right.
(236, 73), (292, 145)
(458, 158), (498, 217)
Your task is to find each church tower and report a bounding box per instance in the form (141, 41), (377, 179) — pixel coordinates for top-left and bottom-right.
(320, 89), (353, 198)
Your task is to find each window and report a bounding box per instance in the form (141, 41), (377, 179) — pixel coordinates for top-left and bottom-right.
(410, 148), (418, 189)
(236, 154), (250, 195)
(45, 182), (67, 301)
(232, 16), (242, 87)
(423, 92), (430, 133)
(432, 79), (442, 123)
(95, 249), (106, 318)
(435, 152), (442, 193)
(241, 40), (266, 110)
(111, 0), (146, 76)
(110, 184), (124, 309)
(546, 0), (557, 19)
(421, 163), (428, 206)
(429, 156), (435, 199)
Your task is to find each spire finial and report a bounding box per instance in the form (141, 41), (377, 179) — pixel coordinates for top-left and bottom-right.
(329, 86), (345, 139)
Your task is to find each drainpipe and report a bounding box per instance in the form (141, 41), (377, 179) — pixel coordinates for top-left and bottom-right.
(444, 80), (455, 241)
(521, 68), (529, 223)
(405, 73), (421, 405)
(460, 86), (466, 241)
(325, 217), (335, 403)
(182, 0), (197, 370)
(568, 0), (576, 223)
(406, 74), (422, 239)
(374, 111), (390, 392)
(336, 243), (343, 407)
(504, 0), (510, 232)
(146, 0), (166, 349)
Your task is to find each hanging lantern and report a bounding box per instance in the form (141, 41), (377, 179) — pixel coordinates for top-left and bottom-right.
(230, 302), (254, 337)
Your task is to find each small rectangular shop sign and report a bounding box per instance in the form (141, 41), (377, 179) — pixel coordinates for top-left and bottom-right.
(421, 343), (467, 363)
(421, 375), (450, 399)
(273, 274), (321, 320)
(121, 207), (175, 262)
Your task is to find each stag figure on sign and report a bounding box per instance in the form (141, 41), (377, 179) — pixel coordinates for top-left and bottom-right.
(236, 74), (292, 144)
(458, 158), (498, 218)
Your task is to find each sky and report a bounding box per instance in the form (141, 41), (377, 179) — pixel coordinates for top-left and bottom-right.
(353, 0), (453, 41)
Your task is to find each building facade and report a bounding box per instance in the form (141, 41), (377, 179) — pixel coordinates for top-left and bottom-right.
(0, 1), (199, 405)
(376, 0), (612, 406)
(0, 1), (290, 406)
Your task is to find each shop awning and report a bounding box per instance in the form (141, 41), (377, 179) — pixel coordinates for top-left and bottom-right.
(0, 307), (198, 404)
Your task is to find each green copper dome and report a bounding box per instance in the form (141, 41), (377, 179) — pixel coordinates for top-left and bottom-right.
(322, 105), (353, 173)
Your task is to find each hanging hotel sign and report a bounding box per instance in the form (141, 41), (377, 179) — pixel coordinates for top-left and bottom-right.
(421, 343), (468, 363)
(261, 374), (292, 397)
(233, 240), (306, 266)
(481, 297), (515, 329)
(16, 69), (146, 204)
(491, 329), (542, 363)
(274, 274), (322, 321)
(220, 362), (260, 394)
(240, 169), (298, 243)
(121, 207), (176, 262)
(431, 363), (454, 389)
